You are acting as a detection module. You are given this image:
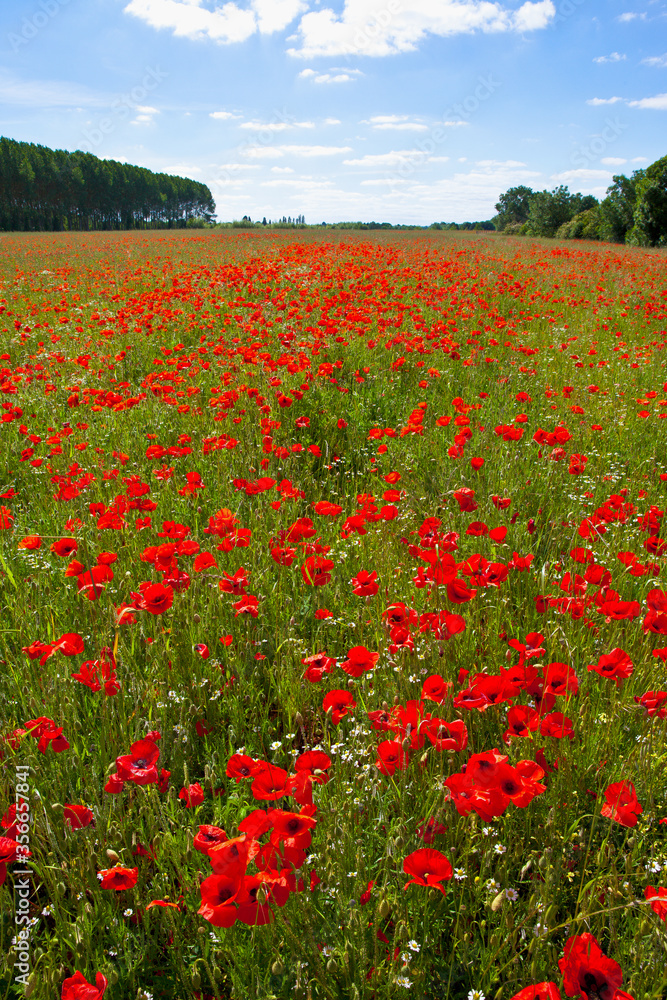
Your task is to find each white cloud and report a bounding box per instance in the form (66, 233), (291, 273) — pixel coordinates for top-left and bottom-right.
(600, 157), (627, 166)
(123, 0), (307, 44)
(593, 52), (626, 64)
(631, 156), (648, 162)
(216, 162), (261, 169)
(360, 177), (410, 185)
(642, 54), (667, 67)
(323, 117), (342, 125)
(271, 166), (295, 172)
(551, 168), (613, 182)
(242, 144), (354, 158)
(261, 178), (335, 188)
(586, 96), (624, 105)
(476, 158), (526, 167)
(300, 68), (363, 83)
(618, 11), (646, 21)
(628, 92), (667, 109)
(239, 119), (315, 130)
(287, 0), (555, 59)
(210, 110), (242, 120)
(362, 115), (429, 131)
(343, 149), (455, 168)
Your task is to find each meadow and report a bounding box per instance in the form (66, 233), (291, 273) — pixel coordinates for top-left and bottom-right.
(0, 228), (666, 1000)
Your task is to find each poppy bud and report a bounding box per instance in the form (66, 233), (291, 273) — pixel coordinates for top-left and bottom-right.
(491, 891), (504, 912)
(326, 959), (337, 973)
(379, 898), (391, 918)
(56, 881), (66, 896)
(193, 614), (201, 624)
(294, 712), (304, 728)
(271, 960), (284, 976)
(106, 849), (120, 862)
(382, 701), (390, 712)
(191, 971), (202, 989)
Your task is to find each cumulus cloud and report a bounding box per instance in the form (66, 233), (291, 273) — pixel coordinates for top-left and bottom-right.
(600, 157), (627, 166)
(287, 0), (555, 59)
(123, 0), (307, 44)
(586, 96), (624, 105)
(628, 92), (667, 109)
(210, 110), (243, 120)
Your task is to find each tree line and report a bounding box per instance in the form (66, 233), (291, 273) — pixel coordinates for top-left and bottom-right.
(0, 136), (215, 232)
(493, 154), (667, 246)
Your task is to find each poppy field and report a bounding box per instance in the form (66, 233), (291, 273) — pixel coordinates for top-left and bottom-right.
(1, 228), (667, 1000)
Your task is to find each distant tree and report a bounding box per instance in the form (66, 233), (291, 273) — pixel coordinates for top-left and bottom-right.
(627, 155), (667, 247)
(525, 186), (596, 238)
(494, 185), (534, 230)
(598, 172), (643, 243)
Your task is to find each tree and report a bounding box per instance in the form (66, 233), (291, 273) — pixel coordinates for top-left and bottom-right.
(627, 155), (667, 247)
(525, 186), (597, 238)
(598, 172), (644, 243)
(494, 186), (534, 230)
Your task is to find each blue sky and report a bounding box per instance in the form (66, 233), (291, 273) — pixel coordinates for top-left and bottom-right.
(1, 0), (665, 223)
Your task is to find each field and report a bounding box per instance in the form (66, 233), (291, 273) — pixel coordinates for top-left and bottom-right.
(0, 228), (666, 1000)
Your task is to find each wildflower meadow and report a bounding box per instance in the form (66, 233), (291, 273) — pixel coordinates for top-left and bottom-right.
(0, 228), (666, 1000)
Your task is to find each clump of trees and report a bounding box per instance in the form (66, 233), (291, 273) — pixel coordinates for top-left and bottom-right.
(493, 154), (667, 247)
(0, 136), (215, 231)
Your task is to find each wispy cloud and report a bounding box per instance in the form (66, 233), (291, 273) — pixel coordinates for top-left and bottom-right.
(587, 96), (624, 105)
(642, 53), (667, 68)
(628, 92), (667, 109)
(593, 52), (626, 64)
(362, 115), (429, 131)
(242, 144), (354, 159)
(239, 119), (315, 131)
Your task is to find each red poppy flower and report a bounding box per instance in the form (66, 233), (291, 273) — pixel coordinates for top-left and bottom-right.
(301, 555), (335, 586)
(194, 825), (229, 855)
(18, 535), (42, 550)
(558, 932), (624, 999)
(301, 651), (335, 683)
(133, 582), (174, 615)
(61, 970), (108, 1000)
(587, 648), (633, 688)
(232, 593), (259, 617)
(98, 865), (138, 890)
(51, 537), (78, 557)
(600, 780), (643, 827)
(322, 689), (356, 724)
(63, 804), (94, 830)
(116, 738), (160, 786)
(376, 739), (409, 775)
(403, 848), (453, 894)
(508, 986), (561, 1000)
(351, 570), (379, 596)
(644, 885), (667, 921)
(198, 871), (242, 927)
(341, 645), (379, 678)
(226, 754), (261, 781)
(251, 764), (289, 801)
(179, 782), (204, 807)
(218, 567), (250, 595)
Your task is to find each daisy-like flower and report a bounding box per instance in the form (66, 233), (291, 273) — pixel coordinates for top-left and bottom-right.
(396, 976), (413, 988)
(454, 868), (467, 880)
(505, 888), (519, 901)
(468, 991), (486, 1000)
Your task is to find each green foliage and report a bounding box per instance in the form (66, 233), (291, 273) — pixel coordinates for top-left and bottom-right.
(524, 187), (598, 239)
(555, 207), (601, 240)
(627, 154), (667, 247)
(493, 186), (534, 231)
(599, 172), (644, 244)
(0, 135), (215, 231)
